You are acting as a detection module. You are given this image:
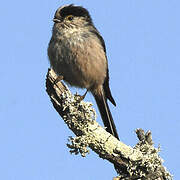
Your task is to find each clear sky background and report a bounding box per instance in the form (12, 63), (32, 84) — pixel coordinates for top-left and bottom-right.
(0, 0), (179, 179)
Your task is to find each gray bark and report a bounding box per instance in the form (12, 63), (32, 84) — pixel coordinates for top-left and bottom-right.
(46, 69), (172, 180)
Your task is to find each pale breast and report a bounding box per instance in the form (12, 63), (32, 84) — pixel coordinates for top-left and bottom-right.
(48, 31), (107, 90)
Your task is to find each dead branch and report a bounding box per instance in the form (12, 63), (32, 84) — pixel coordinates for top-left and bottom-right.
(46, 69), (172, 180)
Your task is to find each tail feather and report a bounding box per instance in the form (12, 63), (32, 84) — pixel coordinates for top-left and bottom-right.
(93, 91), (119, 139)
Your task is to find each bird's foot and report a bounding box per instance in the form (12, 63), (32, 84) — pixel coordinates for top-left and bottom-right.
(75, 90), (88, 102)
(54, 75), (64, 84)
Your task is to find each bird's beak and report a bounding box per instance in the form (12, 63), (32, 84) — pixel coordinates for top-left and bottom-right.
(53, 18), (61, 23)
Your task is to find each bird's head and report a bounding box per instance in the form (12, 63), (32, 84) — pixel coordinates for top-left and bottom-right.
(52, 4), (93, 32)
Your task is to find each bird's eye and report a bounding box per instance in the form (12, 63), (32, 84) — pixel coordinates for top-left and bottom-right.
(66, 15), (74, 21)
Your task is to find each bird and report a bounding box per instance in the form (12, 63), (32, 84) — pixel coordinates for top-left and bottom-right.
(48, 4), (119, 139)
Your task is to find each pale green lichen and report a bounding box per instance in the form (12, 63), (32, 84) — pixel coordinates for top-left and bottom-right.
(67, 136), (90, 157)
(60, 90), (97, 157)
(121, 141), (173, 179)
(54, 85), (172, 179)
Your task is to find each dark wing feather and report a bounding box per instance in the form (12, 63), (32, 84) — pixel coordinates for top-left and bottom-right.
(90, 28), (116, 106)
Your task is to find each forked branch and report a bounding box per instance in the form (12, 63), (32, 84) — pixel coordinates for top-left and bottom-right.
(46, 69), (172, 180)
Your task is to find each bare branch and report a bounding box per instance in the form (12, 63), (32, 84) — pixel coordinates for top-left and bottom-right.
(46, 69), (172, 180)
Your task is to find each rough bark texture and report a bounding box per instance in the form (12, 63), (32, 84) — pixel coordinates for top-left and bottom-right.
(46, 69), (172, 180)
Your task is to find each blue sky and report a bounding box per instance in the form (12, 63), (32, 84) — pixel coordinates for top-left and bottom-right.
(1, 0), (179, 179)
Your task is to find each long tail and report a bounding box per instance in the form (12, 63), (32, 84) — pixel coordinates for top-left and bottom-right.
(93, 90), (119, 140)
